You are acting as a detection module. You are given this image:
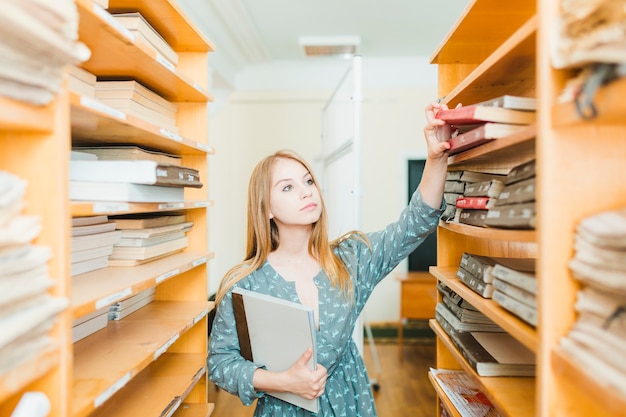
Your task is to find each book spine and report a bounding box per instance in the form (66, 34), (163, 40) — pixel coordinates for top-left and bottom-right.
(491, 264), (537, 294)
(232, 292), (253, 362)
(448, 125), (488, 155)
(456, 267), (494, 298)
(458, 209), (488, 228)
(492, 290), (537, 326)
(492, 278), (537, 307)
(456, 197), (492, 210)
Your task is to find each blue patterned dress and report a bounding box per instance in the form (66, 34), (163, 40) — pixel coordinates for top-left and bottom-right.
(208, 190), (443, 416)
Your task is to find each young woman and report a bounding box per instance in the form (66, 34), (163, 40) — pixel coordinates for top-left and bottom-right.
(208, 102), (452, 416)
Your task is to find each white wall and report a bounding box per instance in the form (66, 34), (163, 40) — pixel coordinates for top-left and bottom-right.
(207, 57), (438, 322)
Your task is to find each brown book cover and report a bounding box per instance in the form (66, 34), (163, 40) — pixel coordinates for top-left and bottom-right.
(485, 201), (536, 229)
(463, 179), (505, 198)
(505, 159), (536, 185)
(495, 177), (535, 206)
(110, 213), (186, 230)
(448, 123), (529, 155)
(458, 209), (488, 228)
(452, 331), (536, 377)
(232, 292), (253, 362)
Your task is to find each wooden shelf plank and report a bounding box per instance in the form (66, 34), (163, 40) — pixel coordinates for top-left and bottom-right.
(75, 0), (211, 102)
(431, 320), (536, 417)
(438, 219), (537, 245)
(71, 201), (213, 217)
(552, 76), (626, 126)
(551, 348), (626, 417)
(428, 371), (462, 417)
(107, 0), (214, 52)
(447, 125), (536, 171)
(70, 93), (212, 155)
(87, 352), (207, 417)
(431, 0), (535, 65)
(71, 251), (211, 318)
(173, 403), (215, 417)
(72, 302), (209, 417)
(430, 266), (537, 351)
(0, 96), (55, 133)
(442, 15), (537, 106)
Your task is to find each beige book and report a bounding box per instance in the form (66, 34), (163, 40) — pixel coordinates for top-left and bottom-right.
(112, 12), (178, 65)
(71, 146), (182, 166)
(95, 80), (177, 113)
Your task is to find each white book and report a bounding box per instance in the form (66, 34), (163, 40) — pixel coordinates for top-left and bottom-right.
(71, 256), (109, 276)
(69, 160), (201, 188)
(116, 230), (186, 247)
(492, 290), (537, 326)
(475, 95), (537, 111)
(71, 244), (114, 264)
(112, 12), (178, 65)
(71, 215), (108, 227)
(491, 258), (537, 294)
(492, 278), (537, 308)
(118, 222), (193, 239)
(231, 287), (318, 413)
(71, 221), (117, 237)
(109, 288), (156, 312)
(69, 181), (185, 203)
(109, 235), (188, 260)
(71, 230), (122, 252)
(108, 292), (155, 320)
(72, 307), (108, 343)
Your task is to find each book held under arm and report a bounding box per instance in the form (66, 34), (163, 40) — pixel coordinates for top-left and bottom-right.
(231, 287), (319, 413)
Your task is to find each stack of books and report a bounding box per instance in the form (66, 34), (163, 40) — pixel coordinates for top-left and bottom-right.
(560, 206), (626, 397)
(94, 80), (179, 132)
(456, 252), (537, 326)
(108, 213), (193, 266)
(0, 0), (90, 105)
(485, 159), (536, 229)
(0, 171), (68, 375)
(69, 146), (200, 203)
(456, 177), (506, 227)
(442, 170), (507, 223)
(436, 283), (503, 333)
(436, 95), (536, 156)
(66, 65), (97, 97)
(71, 215), (122, 276)
(72, 306), (108, 343)
(490, 258), (537, 327)
(436, 282), (535, 377)
(108, 287), (156, 320)
(112, 12), (178, 67)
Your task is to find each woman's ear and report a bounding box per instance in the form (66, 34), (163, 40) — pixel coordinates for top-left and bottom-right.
(269, 211), (274, 220)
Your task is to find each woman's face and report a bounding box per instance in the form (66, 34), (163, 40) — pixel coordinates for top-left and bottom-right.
(269, 157), (322, 227)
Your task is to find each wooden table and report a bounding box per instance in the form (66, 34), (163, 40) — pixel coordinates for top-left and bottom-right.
(396, 271), (437, 358)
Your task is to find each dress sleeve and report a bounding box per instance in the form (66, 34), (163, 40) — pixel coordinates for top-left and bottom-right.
(208, 289), (265, 406)
(344, 189), (444, 309)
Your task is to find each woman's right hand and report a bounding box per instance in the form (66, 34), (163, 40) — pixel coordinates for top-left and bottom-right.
(252, 348), (328, 400)
(284, 348), (328, 400)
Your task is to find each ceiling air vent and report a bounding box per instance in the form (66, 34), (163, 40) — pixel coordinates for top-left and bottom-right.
(298, 36), (361, 58)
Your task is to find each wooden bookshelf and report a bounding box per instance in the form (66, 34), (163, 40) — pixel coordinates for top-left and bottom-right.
(430, 320), (536, 417)
(0, 0), (215, 415)
(430, 0), (626, 416)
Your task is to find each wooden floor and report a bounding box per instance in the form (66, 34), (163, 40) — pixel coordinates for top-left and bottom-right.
(208, 341), (437, 416)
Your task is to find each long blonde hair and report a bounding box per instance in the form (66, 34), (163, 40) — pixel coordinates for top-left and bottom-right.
(215, 149), (369, 304)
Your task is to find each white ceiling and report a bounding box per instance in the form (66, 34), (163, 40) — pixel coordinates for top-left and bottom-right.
(177, 0), (470, 88)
